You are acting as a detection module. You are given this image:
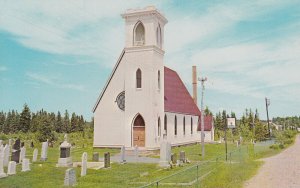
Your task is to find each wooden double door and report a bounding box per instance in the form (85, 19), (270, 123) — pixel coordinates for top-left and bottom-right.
(133, 115), (145, 147)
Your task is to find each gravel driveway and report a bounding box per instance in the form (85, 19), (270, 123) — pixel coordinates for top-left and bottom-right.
(244, 135), (300, 188)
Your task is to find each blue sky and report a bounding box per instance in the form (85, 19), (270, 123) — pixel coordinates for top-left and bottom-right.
(0, 0), (300, 120)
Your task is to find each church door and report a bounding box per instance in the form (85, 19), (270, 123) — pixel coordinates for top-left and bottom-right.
(133, 115), (145, 147)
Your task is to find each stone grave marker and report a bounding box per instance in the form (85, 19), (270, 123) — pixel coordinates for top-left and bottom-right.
(171, 153), (177, 164)
(179, 151), (186, 163)
(64, 168), (76, 186)
(12, 139), (21, 163)
(81, 152), (87, 176)
(21, 158), (30, 172)
(134, 145), (139, 162)
(3, 144), (10, 167)
(57, 134), (72, 167)
(0, 145), (7, 178)
(104, 152), (110, 168)
(120, 145), (126, 163)
(32, 148), (38, 162)
(159, 140), (171, 167)
(41, 141), (48, 161)
(30, 141), (34, 148)
(92, 152), (99, 162)
(19, 146), (26, 163)
(7, 161), (16, 175)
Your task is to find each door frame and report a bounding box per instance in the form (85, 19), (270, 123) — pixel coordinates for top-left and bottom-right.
(131, 113), (146, 147)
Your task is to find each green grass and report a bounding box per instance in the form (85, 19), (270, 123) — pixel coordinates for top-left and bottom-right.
(1, 134), (297, 188)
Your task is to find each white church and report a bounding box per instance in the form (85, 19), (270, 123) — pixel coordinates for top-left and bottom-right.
(93, 6), (214, 149)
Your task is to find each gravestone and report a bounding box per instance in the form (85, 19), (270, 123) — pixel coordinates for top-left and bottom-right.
(57, 134), (72, 167)
(8, 139), (12, 147)
(179, 151), (186, 163)
(21, 142), (25, 147)
(11, 139), (21, 163)
(120, 145), (126, 163)
(41, 141), (48, 161)
(7, 161), (16, 175)
(19, 147), (26, 163)
(104, 152), (110, 168)
(32, 149), (38, 162)
(0, 145), (7, 178)
(30, 141), (34, 148)
(21, 158), (30, 172)
(64, 168), (76, 186)
(92, 152), (99, 162)
(81, 152), (87, 176)
(3, 144), (10, 167)
(171, 153), (177, 164)
(159, 140), (171, 167)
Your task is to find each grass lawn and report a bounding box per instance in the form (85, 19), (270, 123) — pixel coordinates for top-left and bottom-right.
(0, 136), (295, 188)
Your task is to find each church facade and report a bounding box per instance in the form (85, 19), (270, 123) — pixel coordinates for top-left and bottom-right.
(92, 6), (214, 149)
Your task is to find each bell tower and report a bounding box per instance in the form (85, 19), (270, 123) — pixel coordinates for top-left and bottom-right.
(121, 6), (167, 49)
(121, 6), (168, 148)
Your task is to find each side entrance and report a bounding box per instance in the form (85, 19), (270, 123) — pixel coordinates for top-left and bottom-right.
(132, 114), (145, 147)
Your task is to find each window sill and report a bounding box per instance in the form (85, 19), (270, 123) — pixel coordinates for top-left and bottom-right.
(136, 88), (142, 91)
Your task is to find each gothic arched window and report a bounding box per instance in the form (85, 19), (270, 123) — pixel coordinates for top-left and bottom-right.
(191, 117), (193, 134)
(134, 22), (145, 46)
(136, 69), (142, 88)
(158, 70), (160, 90)
(158, 117), (161, 137)
(156, 24), (162, 48)
(183, 116), (186, 135)
(164, 114), (167, 136)
(174, 115), (177, 136)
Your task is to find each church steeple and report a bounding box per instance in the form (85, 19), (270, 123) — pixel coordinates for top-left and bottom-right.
(121, 6), (168, 49)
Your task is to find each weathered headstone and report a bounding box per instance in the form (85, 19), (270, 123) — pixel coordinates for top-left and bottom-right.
(120, 145), (126, 163)
(179, 151), (186, 163)
(30, 141), (34, 148)
(171, 153), (177, 164)
(11, 139), (21, 163)
(57, 134), (72, 167)
(41, 141), (48, 161)
(21, 158), (30, 172)
(3, 144), (10, 167)
(64, 168), (76, 186)
(92, 152), (99, 162)
(104, 152), (110, 168)
(0, 145), (7, 178)
(81, 152), (87, 176)
(32, 148), (38, 162)
(159, 141), (171, 167)
(19, 146), (26, 163)
(7, 161), (16, 175)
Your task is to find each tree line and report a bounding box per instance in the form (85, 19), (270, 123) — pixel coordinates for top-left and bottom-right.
(209, 108), (269, 142)
(272, 116), (300, 129)
(0, 104), (91, 142)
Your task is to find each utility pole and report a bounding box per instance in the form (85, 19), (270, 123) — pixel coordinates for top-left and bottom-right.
(265, 97), (271, 138)
(199, 77), (207, 160)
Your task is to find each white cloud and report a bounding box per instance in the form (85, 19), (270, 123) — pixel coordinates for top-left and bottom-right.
(26, 72), (85, 91)
(0, 66), (8, 71)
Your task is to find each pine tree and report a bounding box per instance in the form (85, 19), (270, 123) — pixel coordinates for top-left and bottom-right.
(0, 112), (6, 133)
(63, 110), (70, 133)
(4, 111), (12, 134)
(55, 111), (63, 133)
(70, 113), (77, 132)
(19, 104), (31, 132)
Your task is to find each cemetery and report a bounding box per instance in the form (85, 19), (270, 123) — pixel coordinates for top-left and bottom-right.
(0, 131), (293, 188)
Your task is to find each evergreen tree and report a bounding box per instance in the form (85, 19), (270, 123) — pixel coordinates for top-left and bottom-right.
(0, 112), (6, 133)
(63, 110), (70, 133)
(70, 112), (77, 132)
(19, 104), (31, 132)
(3, 111), (12, 134)
(37, 113), (55, 142)
(55, 111), (63, 133)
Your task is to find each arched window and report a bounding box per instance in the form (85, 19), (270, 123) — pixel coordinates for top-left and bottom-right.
(156, 24), (162, 48)
(183, 116), (186, 135)
(191, 117), (193, 134)
(136, 69), (142, 88)
(164, 114), (167, 136)
(158, 70), (160, 90)
(158, 117), (161, 137)
(134, 22), (145, 46)
(174, 116), (177, 136)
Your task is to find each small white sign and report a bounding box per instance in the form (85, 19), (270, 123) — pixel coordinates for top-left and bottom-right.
(227, 118), (236, 129)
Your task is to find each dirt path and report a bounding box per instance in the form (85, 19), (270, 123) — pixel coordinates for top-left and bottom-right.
(244, 135), (300, 188)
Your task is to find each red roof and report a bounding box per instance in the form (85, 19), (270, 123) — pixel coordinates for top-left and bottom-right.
(164, 66), (201, 116)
